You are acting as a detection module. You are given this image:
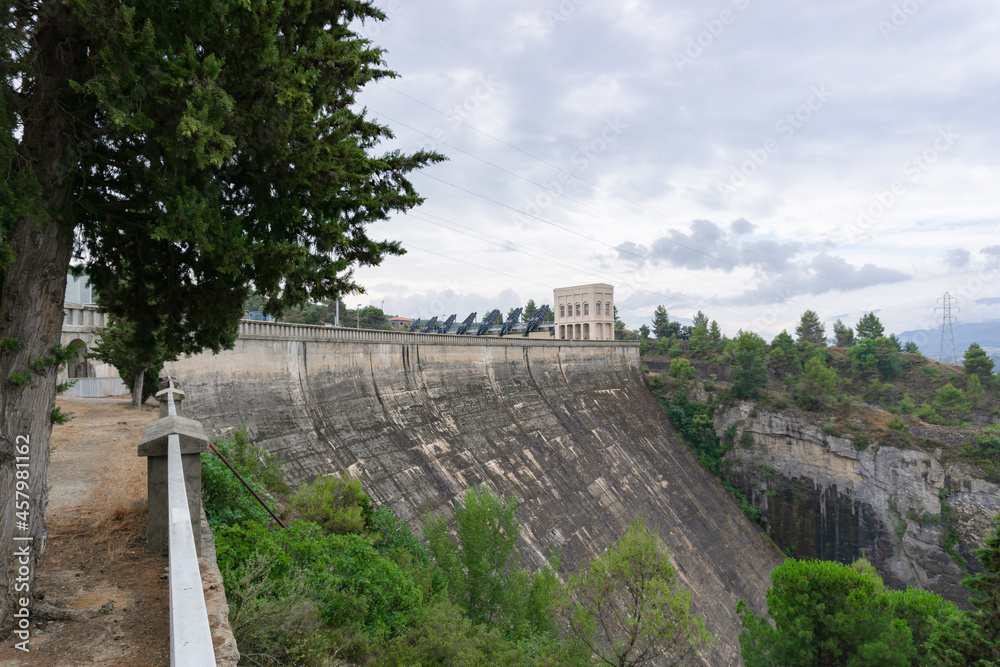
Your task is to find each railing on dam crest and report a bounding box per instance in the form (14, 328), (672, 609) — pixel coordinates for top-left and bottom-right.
(238, 319), (639, 347)
(137, 378), (217, 666)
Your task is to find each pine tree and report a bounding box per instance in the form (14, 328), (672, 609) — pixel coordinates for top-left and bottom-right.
(652, 305), (670, 339)
(522, 299), (538, 321)
(964, 343), (995, 385)
(832, 319), (855, 347)
(795, 310), (826, 346)
(963, 515), (1000, 661)
(730, 331), (769, 399)
(856, 313), (885, 340)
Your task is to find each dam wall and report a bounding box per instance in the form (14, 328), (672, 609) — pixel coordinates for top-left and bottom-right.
(166, 323), (783, 664)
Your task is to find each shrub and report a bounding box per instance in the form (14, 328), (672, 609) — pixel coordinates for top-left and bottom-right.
(287, 473), (371, 535)
(887, 416), (909, 432)
(225, 552), (325, 666)
(933, 383), (970, 424)
(203, 432), (279, 529)
(375, 600), (529, 666)
(669, 358), (696, 382)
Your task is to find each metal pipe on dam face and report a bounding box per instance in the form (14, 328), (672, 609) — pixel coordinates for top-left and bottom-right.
(165, 324), (783, 664)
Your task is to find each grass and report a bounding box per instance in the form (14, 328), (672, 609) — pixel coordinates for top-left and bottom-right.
(60, 475), (148, 563)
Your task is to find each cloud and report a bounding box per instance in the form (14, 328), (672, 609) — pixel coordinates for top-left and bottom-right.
(944, 248), (971, 268)
(982, 245), (1000, 266)
(732, 253), (911, 305)
(616, 219), (802, 272)
(730, 218), (756, 235)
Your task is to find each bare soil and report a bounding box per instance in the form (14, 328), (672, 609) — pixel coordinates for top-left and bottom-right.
(0, 397), (170, 666)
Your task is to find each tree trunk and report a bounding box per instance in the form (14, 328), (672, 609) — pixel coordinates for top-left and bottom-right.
(0, 3), (81, 631)
(131, 368), (144, 409)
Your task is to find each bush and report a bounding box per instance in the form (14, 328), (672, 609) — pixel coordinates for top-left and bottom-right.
(286, 473), (372, 535)
(887, 416), (909, 432)
(375, 600), (528, 666)
(203, 430), (283, 529)
(669, 358), (696, 382)
(933, 383), (970, 424)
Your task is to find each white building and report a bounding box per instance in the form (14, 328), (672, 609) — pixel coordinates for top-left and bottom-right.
(554, 283), (614, 340)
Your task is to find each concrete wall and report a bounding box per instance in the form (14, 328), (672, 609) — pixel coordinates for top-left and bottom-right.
(166, 324), (782, 664)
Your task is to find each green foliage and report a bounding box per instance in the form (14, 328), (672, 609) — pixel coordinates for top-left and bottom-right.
(739, 559), (918, 666)
(849, 337), (902, 380)
(215, 552), (327, 667)
(423, 486), (558, 640)
(832, 319), (855, 347)
(796, 355), (839, 410)
(900, 392), (916, 415)
(887, 415), (909, 432)
(769, 330), (801, 379)
(89, 315), (173, 405)
(202, 428), (286, 529)
(8, 371), (29, 387)
(287, 474), (371, 535)
(669, 357), (696, 382)
(0, 337), (19, 353)
(967, 374), (986, 409)
(50, 407), (74, 425)
(638, 324), (650, 340)
(933, 383), (970, 424)
(560, 515), (714, 666)
(903, 341), (921, 354)
(795, 310), (826, 346)
(652, 305), (680, 339)
(730, 330), (769, 399)
(689, 323), (712, 358)
(375, 600), (530, 666)
(664, 390), (728, 474)
(964, 343), (996, 384)
(962, 514), (1000, 661)
(217, 520), (421, 637)
(856, 312), (885, 340)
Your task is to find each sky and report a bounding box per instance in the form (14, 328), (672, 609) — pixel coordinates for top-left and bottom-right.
(348, 0), (1000, 342)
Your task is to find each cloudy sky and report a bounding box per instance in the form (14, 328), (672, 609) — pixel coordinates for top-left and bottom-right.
(348, 0), (1000, 341)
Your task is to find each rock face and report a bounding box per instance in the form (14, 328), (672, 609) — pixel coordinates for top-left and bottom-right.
(166, 324), (783, 664)
(716, 402), (1000, 605)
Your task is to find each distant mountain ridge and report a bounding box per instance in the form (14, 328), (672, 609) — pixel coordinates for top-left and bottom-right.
(898, 320), (1000, 363)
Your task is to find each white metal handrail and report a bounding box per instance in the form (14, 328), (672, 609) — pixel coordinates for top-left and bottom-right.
(165, 383), (217, 666)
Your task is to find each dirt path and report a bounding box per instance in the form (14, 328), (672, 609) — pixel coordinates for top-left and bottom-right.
(1, 397), (170, 666)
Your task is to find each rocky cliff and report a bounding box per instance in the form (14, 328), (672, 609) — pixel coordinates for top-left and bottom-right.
(165, 323), (783, 664)
(716, 401), (1000, 605)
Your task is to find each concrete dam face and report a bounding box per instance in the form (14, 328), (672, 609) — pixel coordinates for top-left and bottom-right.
(166, 323), (782, 663)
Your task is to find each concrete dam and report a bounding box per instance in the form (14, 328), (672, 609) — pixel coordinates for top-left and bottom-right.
(166, 322), (783, 663)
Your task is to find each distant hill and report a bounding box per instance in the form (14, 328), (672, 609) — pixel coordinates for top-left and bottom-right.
(898, 320), (1000, 363)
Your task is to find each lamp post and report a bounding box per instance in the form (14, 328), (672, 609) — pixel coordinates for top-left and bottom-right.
(357, 304), (361, 329)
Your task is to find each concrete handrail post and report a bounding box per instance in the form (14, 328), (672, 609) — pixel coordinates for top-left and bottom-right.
(139, 383), (209, 556)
